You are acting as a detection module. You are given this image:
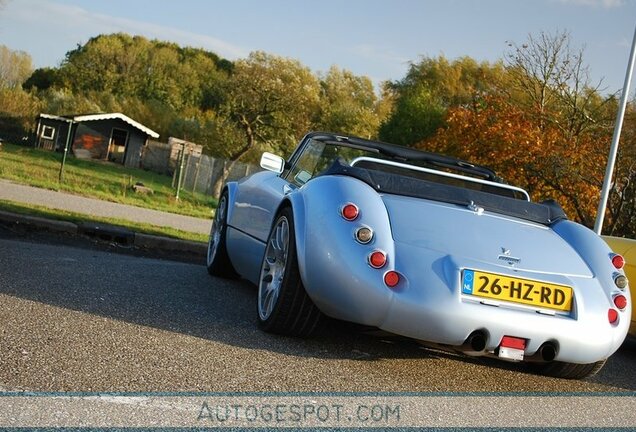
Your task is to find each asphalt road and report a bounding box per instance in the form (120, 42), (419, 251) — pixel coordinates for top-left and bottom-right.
(0, 231), (634, 393)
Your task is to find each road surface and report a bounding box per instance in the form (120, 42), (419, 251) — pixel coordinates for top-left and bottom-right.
(0, 232), (634, 393)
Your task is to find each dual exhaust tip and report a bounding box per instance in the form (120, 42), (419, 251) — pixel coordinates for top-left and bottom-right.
(461, 331), (557, 362)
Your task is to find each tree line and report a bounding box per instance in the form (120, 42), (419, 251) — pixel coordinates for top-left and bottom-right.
(0, 31), (634, 236)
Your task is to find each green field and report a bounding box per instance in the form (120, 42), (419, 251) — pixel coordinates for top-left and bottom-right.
(0, 143), (217, 218)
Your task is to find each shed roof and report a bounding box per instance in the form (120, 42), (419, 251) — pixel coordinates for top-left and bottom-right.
(38, 112), (159, 139)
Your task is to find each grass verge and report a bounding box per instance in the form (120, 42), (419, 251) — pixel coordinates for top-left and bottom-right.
(0, 199), (208, 243)
(0, 143), (217, 218)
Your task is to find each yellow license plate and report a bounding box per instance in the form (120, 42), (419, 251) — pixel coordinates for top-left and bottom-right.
(462, 269), (573, 312)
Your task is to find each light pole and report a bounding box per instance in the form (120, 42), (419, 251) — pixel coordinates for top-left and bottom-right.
(58, 119), (74, 183)
(594, 25), (636, 235)
(175, 141), (187, 200)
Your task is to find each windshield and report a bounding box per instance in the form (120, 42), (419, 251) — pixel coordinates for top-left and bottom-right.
(286, 139), (378, 187)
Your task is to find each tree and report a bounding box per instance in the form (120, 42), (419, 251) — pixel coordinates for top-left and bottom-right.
(606, 102), (636, 237)
(59, 33), (231, 112)
(220, 51), (321, 161)
(421, 95), (607, 227)
(23, 67), (61, 91)
(210, 51), (322, 196)
(399, 55), (506, 107)
(502, 30), (619, 227)
(379, 55), (505, 146)
(0, 45), (39, 140)
(0, 87), (42, 141)
(39, 88), (102, 115)
(317, 66), (382, 138)
(0, 45), (33, 89)
(379, 84), (445, 146)
(505, 30), (612, 140)
(419, 32), (630, 228)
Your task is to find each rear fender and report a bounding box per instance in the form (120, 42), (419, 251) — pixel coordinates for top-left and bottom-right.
(284, 193), (307, 275)
(553, 220), (627, 289)
(223, 182), (239, 223)
(553, 220), (631, 341)
(288, 175), (396, 325)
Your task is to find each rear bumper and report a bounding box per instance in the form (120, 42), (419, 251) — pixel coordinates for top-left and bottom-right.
(379, 291), (626, 364)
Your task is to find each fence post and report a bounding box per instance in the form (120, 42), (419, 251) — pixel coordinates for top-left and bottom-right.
(183, 152), (193, 191)
(206, 157), (216, 196)
(175, 144), (186, 200)
(192, 156), (201, 194)
(172, 147), (181, 188)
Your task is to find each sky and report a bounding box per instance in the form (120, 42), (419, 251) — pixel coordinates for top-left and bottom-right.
(0, 0), (635, 95)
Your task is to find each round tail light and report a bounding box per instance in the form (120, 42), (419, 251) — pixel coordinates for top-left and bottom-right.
(611, 254), (625, 270)
(613, 294), (627, 310)
(608, 308), (619, 324)
(341, 203), (359, 221)
(384, 271), (400, 288)
(368, 251), (387, 268)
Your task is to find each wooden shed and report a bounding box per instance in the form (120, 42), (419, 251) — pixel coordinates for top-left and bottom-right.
(34, 113), (160, 168)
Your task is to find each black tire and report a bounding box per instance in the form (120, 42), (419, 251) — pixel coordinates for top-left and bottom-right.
(206, 191), (238, 278)
(530, 359), (607, 380)
(257, 206), (322, 336)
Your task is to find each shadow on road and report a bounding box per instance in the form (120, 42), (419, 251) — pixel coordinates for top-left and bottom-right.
(0, 229), (444, 364)
(1, 229), (634, 391)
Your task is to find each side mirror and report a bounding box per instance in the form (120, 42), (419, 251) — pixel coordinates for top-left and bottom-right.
(260, 152), (285, 174)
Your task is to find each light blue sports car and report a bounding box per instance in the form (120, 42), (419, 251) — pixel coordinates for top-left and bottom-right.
(207, 132), (631, 379)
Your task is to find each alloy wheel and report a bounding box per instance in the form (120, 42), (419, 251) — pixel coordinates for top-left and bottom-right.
(207, 196), (227, 267)
(258, 216), (289, 320)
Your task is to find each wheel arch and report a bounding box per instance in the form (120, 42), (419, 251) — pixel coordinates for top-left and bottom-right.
(276, 193), (308, 286)
(223, 181), (239, 225)
(257, 202), (323, 336)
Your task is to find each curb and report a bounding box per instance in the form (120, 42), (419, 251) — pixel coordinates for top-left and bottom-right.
(0, 210), (206, 258)
(0, 210), (77, 234)
(135, 233), (207, 255)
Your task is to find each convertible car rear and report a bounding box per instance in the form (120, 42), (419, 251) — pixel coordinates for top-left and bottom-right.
(207, 132), (631, 379)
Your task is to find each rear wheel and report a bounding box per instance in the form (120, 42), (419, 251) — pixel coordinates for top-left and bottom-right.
(257, 206), (322, 336)
(206, 192), (238, 278)
(531, 359), (606, 380)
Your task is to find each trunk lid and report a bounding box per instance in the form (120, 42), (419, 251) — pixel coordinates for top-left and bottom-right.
(383, 194), (593, 278)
